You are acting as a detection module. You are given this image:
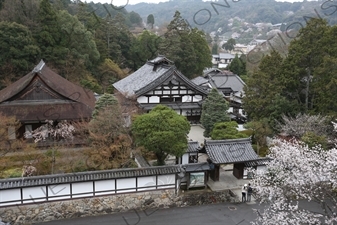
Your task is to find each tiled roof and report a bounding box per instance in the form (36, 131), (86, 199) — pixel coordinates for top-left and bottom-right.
(191, 76), (209, 86)
(209, 74), (245, 92)
(183, 162), (211, 172)
(0, 165), (181, 190)
(187, 141), (200, 153)
(0, 60), (95, 109)
(113, 62), (173, 97)
(205, 138), (260, 164)
(113, 56), (208, 98)
(244, 158), (272, 167)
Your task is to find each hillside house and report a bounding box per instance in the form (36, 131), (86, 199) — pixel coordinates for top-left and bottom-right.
(113, 56), (208, 122)
(211, 53), (235, 69)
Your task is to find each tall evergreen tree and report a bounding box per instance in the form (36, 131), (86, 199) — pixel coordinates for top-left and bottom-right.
(228, 54), (246, 76)
(36, 0), (68, 65)
(281, 18), (330, 113)
(160, 11), (211, 78)
(243, 51), (298, 125)
(0, 22), (40, 88)
(200, 88), (230, 137)
(146, 14), (154, 29)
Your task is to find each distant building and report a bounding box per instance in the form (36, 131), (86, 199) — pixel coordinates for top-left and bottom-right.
(249, 39), (267, 46)
(211, 53), (235, 69)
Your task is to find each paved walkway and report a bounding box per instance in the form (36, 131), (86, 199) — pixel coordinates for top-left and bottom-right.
(207, 165), (256, 204)
(187, 124), (206, 144)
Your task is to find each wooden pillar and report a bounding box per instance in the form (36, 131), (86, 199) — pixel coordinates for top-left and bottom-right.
(233, 163), (244, 179)
(210, 164), (220, 181)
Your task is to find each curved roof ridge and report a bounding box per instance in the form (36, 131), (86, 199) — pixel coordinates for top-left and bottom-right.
(174, 68), (209, 95)
(205, 137), (251, 145)
(0, 61), (95, 109)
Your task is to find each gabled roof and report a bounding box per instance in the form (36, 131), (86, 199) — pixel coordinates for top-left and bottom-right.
(0, 60), (95, 109)
(190, 76), (209, 86)
(187, 141), (201, 153)
(205, 138), (260, 164)
(113, 56), (208, 97)
(206, 71), (245, 93)
(203, 68), (223, 76)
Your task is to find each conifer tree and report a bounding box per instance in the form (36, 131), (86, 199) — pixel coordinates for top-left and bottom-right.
(201, 88), (230, 137)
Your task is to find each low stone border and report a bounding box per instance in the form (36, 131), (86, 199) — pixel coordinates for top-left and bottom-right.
(0, 189), (238, 225)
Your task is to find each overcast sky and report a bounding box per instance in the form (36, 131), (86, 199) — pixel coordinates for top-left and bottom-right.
(87, 0), (306, 7)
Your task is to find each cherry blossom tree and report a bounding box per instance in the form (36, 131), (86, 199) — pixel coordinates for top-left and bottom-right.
(251, 122), (337, 224)
(24, 120), (75, 143)
(277, 113), (331, 139)
(23, 120), (76, 174)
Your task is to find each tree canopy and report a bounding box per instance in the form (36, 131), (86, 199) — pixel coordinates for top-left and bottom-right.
(146, 14), (154, 29)
(211, 121), (248, 140)
(0, 21), (40, 88)
(131, 105), (190, 165)
(159, 11), (211, 78)
(87, 94), (133, 170)
(228, 54), (246, 76)
(200, 88), (230, 137)
(244, 19), (337, 135)
(222, 38), (236, 52)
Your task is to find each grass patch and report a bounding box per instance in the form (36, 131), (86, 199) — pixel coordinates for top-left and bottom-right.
(0, 167), (22, 179)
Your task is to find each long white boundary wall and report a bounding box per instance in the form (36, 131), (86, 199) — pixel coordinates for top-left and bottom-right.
(0, 171), (177, 207)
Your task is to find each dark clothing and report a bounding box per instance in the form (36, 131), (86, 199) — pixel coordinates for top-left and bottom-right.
(247, 186), (253, 202)
(242, 192), (246, 202)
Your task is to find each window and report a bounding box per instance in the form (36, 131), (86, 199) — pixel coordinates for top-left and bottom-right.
(174, 97), (182, 103)
(160, 97), (172, 103)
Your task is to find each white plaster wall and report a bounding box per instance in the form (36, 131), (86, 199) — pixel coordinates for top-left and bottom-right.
(137, 96), (147, 104)
(157, 175), (175, 186)
(137, 176), (157, 191)
(182, 154), (189, 164)
(182, 96), (192, 102)
(47, 184), (71, 201)
(193, 95), (203, 102)
(149, 96), (160, 103)
(22, 186), (46, 203)
(116, 178), (136, 193)
(0, 189), (21, 206)
(94, 180), (115, 196)
(72, 182), (93, 198)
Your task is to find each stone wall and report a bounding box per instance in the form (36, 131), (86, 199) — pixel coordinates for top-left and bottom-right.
(0, 189), (239, 225)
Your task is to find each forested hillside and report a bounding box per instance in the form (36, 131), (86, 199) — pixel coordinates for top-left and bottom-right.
(126, 0), (337, 34)
(0, 0), (213, 92)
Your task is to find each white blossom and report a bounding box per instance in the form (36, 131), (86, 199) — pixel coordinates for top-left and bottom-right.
(24, 120), (75, 143)
(251, 125), (337, 224)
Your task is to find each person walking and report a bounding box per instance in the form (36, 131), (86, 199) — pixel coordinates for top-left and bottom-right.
(242, 184), (247, 202)
(247, 183), (253, 202)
